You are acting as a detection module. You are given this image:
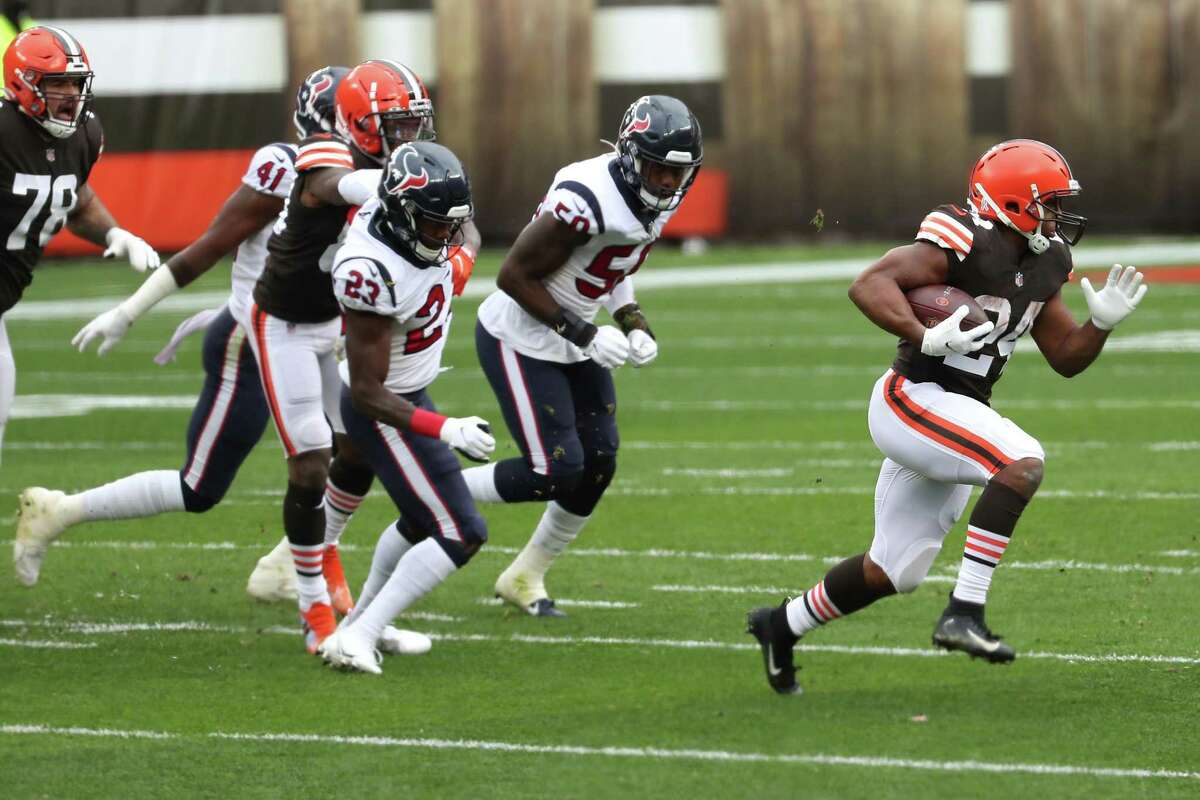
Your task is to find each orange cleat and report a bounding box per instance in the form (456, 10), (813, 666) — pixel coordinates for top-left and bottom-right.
(323, 545), (355, 616)
(301, 601), (338, 654)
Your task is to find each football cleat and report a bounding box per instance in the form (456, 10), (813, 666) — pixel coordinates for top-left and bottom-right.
(323, 544), (355, 616)
(13, 487), (73, 587)
(300, 601), (338, 655)
(494, 566), (566, 618)
(246, 536), (297, 603)
(319, 628), (383, 675)
(378, 625), (432, 656)
(746, 603), (803, 696)
(932, 596), (1016, 664)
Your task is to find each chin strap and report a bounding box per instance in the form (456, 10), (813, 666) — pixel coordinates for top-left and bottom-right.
(974, 182), (1050, 254)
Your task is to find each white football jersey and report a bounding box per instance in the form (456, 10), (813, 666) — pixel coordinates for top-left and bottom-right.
(332, 197), (454, 394)
(228, 143), (296, 318)
(476, 152), (676, 363)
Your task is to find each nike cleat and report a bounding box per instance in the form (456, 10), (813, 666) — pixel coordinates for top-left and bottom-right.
(14, 487), (73, 587)
(378, 625), (432, 656)
(746, 603), (802, 695)
(301, 601), (338, 655)
(932, 598), (1016, 664)
(494, 565), (566, 618)
(246, 535), (297, 603)
(323, 544), (355, 616)
(319, 628), (383, 675)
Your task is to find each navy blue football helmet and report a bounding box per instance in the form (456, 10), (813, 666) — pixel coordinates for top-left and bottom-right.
(379, 142), (472, 263)
(293, 65), (349, 139)
(616, 95), (703, 211)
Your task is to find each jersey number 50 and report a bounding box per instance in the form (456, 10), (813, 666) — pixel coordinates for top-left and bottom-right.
(575, 242), (653, 299)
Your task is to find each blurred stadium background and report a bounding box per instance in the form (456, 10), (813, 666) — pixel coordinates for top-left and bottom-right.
(4, 2), (1200, 798)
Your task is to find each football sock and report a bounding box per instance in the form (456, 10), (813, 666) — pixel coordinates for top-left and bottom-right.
(284, 482), (328, 611)
(323, 458), (373, 546)
(952, 481), (1028, 605)
(785, 554), (891, 637)
(461, 462), (503, 503)
(70, 470), (186, 524)
(349, 538), (456, 645)
(509, 501), (589, 578)
(346, 522), (415, 624)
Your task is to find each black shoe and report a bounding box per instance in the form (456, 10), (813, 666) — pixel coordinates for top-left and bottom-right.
(746, 602), (802, 695)
(932, 595), (1015, 664)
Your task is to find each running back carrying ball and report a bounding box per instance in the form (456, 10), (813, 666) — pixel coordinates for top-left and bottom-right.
(906, 284), (987, 330)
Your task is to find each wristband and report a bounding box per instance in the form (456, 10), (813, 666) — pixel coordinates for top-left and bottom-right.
(551, 309), (597, 348)
(409, 407), (448, 438)
(117, 265), (180, 322)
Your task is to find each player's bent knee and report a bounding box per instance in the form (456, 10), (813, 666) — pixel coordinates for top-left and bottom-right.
(995, 456), (1044, 498)
(180, 481), (219, 513)
(888, 539), (943, 594)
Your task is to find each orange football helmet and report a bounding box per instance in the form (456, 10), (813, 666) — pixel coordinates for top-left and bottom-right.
(968, 139), (1086, 253)
(3, 25), (94, 139)
(334, 60), (434, 164)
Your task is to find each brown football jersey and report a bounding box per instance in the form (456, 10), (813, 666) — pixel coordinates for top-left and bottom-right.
(0, 100), (104, 313)
(892, 204), (1073, 404)
(253, 134), (376, 323)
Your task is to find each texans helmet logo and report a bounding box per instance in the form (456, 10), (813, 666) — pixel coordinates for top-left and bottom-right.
(388, 144), (430, 194)
(623, 98), (652, 137)
(303, 72), (334, 118)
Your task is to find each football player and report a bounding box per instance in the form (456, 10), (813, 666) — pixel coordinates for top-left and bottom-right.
(747, 139), (1148, 695)
(240, 60), (480, 654)
(0, 26), (157, 463)
(13, 66), (357, 591)
(458, 96), (702, 616)
(317, 142), (493, 674)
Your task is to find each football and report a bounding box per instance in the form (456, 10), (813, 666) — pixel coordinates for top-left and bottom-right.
(905, 284), (987, 330)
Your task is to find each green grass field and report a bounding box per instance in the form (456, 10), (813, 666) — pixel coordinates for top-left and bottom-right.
(1, 245), (1198, 799)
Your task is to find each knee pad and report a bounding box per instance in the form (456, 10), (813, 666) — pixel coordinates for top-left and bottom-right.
(887, 539), (943, 594)
(180, 481), (218, 513)
(557, 452), (616, 517)
(495, 458), (582, 503)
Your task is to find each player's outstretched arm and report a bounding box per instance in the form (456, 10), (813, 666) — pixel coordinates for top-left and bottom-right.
(67, 184), (159, 272)
(72, 184), (283, 356)
(300, 167), (382, 208)
(1031, 265), (1146, 377)
(848, 242), (951, 343)
(344, 309), (494, 461)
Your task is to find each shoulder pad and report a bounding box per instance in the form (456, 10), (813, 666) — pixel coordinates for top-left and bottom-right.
(295, 135), (354, 173)
(332, 255), (399, 314)
(242, 143), (297, 198)
(539, 180), (605, 235)
(915, 205), (975, 262)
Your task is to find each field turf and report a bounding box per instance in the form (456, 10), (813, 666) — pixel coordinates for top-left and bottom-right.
(1, 244), (1198, 798)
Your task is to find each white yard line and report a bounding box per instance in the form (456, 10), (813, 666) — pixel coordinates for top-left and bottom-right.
(475, 597), (640, 609)
(5, 539), (1196, 576)
(3, 722), (1196, 781)
(0, 638), (97, 650)
(2, 617), (1197, 667)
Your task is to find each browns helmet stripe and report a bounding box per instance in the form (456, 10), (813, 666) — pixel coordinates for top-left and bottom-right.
(374, 59), (426, 101)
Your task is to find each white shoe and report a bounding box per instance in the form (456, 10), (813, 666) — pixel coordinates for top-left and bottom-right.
(378, 625), (432, 656)
(246, 535), (297, 603)
(318, 628), (383, 675)
(494, 564), (566, 618)
(14, 487), (73, 587)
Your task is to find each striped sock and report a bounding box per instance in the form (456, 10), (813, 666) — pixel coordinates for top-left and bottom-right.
(952, 525), (1010, 605)
(953, 481), (1028, 605)
(291, 543), (328, 611)
(784, 580), (843, 637)
(323, 480), (365, 547)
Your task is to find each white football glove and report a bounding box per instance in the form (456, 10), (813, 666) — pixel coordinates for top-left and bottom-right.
(581, 325), (630, 370)
(627, 329), (658, 367)
(920, 305), (995, 357)
(1081, 264), (1147, 331)
(72, 306), (133, 356)
(103, 227), (160, 273)
(440, 416), (495, 462)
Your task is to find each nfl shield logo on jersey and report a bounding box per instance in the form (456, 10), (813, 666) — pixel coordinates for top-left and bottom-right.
(1015, 271), (1024, 288)
(45, 149), (55, 162)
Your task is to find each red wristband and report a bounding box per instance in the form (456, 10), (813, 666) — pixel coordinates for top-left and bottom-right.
(409, 407), (448, 438)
